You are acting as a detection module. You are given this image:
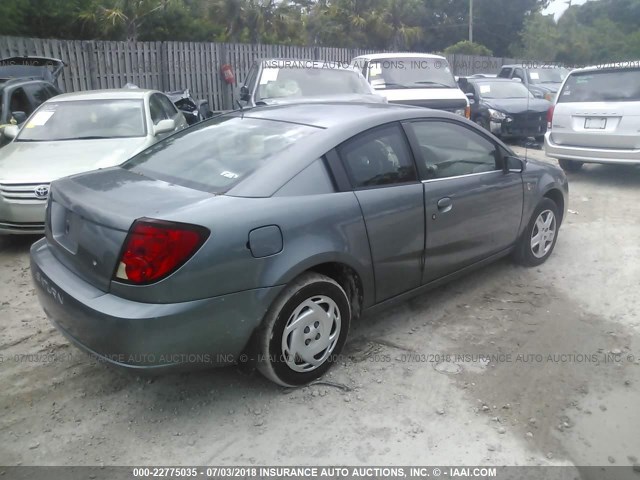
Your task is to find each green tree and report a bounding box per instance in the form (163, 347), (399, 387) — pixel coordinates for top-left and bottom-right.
(444, 40), (492, 56)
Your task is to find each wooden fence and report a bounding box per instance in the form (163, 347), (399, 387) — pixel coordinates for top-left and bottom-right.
(1, 35), (521, 111)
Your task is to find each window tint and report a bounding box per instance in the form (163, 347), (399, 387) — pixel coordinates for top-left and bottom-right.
(45, 85), (60, 98)
(149, 94), (167, 124)
(8, 88), (33, 118)
(558, 69), (640, 103)
(124, 116), (318, 193)
(23, 83), (50, 109)
(513, 69), (525, 82)
(408, 121), (499, 180)
(157, 94), (178, 118)
(339, 124), (417, 188)
(498, 68), (512, 78)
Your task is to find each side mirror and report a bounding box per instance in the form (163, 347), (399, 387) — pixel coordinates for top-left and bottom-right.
(505, 155), (525, 173)
(465, 92), (476, 104)
(239, 85), (250, 101)
(3, 125), (19, 140)
(154, 118), (176, 136)
(12, 111), (28, 124)
(533, 91), (544, 99)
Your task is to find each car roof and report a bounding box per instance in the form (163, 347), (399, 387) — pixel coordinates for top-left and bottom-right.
(44, 89), (156, 102)
(226, 102), (509, 197)
(353, 52), (446, 61)
(567, 61), (640, 74)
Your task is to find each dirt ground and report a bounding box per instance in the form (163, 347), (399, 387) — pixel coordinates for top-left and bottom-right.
(1, 146), (639, 476)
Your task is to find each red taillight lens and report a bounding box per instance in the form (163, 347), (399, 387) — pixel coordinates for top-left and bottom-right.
(547, 105), (555, 129)
(115, 219), (209, 285)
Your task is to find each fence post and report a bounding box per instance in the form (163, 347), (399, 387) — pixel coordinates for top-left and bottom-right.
(220, 44), (233, 110)
(160, 41), (168, 92)
(84, 41), (98, 90)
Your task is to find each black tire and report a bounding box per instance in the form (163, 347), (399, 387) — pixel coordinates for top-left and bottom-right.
(256, 272), (351, 387)
(558, 159), (583, 172)
(514, 198), (560, 267)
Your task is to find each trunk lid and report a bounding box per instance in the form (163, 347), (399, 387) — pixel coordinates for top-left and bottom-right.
(46, 167), (214, 292)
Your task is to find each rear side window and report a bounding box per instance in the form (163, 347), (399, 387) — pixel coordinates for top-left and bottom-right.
(124, 116), (319, 193)
(558, 69), (640, 103)
(338, 123), (417, 188)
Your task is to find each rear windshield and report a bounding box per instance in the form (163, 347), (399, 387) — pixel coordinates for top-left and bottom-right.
(558, 69), (640, 103)
(528, 68), (569, 84)
(123, 115), (319, 193)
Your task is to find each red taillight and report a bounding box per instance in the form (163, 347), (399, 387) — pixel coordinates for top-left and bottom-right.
(115, 219), (209, 285)
(547, 105), (555, 129)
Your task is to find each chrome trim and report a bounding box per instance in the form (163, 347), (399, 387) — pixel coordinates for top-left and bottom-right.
(421, 170), (502, 184)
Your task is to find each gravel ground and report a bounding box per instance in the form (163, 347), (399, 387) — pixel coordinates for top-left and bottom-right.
(1, 146), (639, 476)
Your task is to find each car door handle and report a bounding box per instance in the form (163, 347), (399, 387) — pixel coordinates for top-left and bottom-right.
(437, 197), (453, 213)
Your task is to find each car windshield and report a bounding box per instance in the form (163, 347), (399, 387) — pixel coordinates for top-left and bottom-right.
(365, 57), (458, 89)
(528, 68), (569, 84)
(257, 64), (371, 101)
(16, 99), (146, 141)
(558, 69), (640, 103)
(123, 116), (319, 193)
(476, 81), (534, 99)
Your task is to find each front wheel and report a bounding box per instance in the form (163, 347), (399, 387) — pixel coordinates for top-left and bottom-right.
(559, 159), (583, 172)
(256, 272), (351, 386)
(514, 198), (560, 267)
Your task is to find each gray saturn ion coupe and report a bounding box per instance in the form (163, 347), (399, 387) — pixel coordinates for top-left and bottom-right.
(31, 102), (568, 386)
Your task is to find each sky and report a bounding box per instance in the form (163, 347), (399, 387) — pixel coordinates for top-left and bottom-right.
(542, 0), (590, 19)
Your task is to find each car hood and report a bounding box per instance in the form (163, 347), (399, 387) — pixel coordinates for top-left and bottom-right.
(0, 137), (148, 184)
(483, 98), (551, 114)
(259, 93), (386, 105)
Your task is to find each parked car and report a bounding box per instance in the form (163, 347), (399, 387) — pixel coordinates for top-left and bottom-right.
(238, 59), (385, 107)
(30, 102), (568, 386)
(458, 77), (551, 141)
(164, 88), (213, 125)
(498, 65), (570, 102)
(0, 89), (187, 234)
(545, 63), (640, 171)
(351, 53), (470, 118)
(0, 56), (64, 147)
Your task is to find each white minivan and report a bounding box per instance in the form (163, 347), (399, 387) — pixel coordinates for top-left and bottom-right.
(545, 63), (640, 171)
(351, 53), (470, 119)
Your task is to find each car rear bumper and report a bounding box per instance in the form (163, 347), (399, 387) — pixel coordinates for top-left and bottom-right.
(30, 238), (284, 371)
(545, 133), (640, 165)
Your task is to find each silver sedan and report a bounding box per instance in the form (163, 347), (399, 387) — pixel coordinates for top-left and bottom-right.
(0, 89), (187, 234)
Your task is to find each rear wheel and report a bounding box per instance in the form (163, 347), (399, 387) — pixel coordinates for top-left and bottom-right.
(514, 198), (560, 267)
(256, 272), (351, 386)
(559, 159), (583, 172)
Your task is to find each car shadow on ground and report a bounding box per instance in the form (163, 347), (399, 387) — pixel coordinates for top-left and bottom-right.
(0, 234), (42, 255)
(562, 163), (640, 188)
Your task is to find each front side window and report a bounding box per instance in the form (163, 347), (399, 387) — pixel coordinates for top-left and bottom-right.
(17, 99), (146, 141)
(339, 123), (417, 188)
(124, 116), (319, 193)
(157, 94), (178, 118)
(9, 88), (32, 118)
(408, 121), (499, 180)
(558, 69), (640, 103)
(149, 94), (167, 124)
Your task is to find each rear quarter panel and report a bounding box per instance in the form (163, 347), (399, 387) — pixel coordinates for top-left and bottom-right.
(109, 191), (375, 306)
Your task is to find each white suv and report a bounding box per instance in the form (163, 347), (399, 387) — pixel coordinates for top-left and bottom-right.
(545, 63), (640, 171)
